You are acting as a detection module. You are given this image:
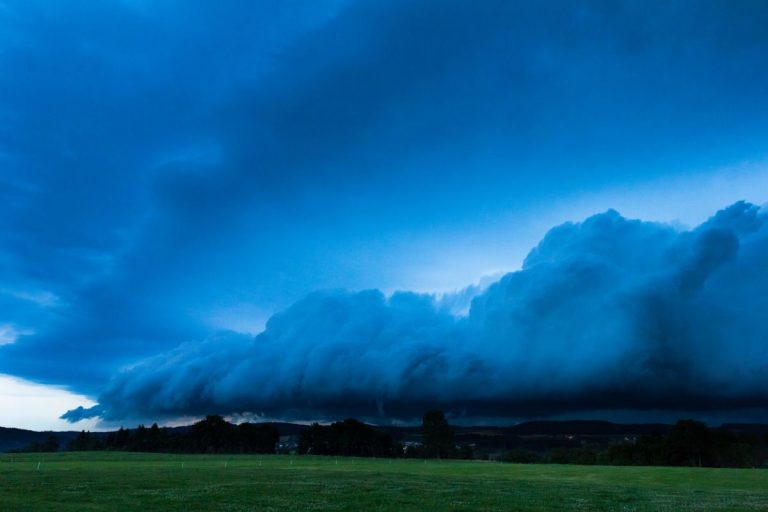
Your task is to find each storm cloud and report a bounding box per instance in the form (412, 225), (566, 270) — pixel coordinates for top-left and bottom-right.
(4, 0), (768, 394)
(64, 201), (768, 423)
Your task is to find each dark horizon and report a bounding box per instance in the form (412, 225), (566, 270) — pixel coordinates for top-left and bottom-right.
(2, 1), (768, 431)
(8, 415), (768, 436)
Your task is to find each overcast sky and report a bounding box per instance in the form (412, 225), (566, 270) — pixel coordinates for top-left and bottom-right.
(1, 0), (768, 430)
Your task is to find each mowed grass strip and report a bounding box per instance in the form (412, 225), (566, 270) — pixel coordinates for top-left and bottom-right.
(1, 452), (767, 511)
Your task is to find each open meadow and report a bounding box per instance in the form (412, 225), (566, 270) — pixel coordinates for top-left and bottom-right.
(1, 452), (767, 511)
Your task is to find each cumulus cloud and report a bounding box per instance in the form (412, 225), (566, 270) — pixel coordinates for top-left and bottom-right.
(66, 202), (768, 423)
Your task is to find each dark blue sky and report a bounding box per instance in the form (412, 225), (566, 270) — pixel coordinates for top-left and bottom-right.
(1, 1), (768, 428)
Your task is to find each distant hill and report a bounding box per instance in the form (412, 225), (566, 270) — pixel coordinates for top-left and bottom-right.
(380, 420), (673, 440)
(0, 422), (307, 452)
(376, 420), (681, 454)
(720, 423), (768, 437)
(504, 420), (674, 436)
(0, 427), (80, 453)
(2, 420), (765, 453)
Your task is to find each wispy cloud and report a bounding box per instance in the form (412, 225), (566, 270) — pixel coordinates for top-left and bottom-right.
(0, 324), (27, 345)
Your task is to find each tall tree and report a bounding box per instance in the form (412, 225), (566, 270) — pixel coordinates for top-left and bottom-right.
(422, 410), (454, 458)
(666, 420), (713, 467)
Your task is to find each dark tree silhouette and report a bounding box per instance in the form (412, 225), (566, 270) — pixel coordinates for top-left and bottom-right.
(189, 415), (233, 453)
(19, 435), (60, 453)
(68, 430), (102, 451)
(236, 423), (279, 454)
(298, 419), (396, 457)
(666, 419), (712, 467)
(422, 410), (454, 458)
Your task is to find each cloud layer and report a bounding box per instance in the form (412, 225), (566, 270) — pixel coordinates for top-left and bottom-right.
(64, 202), (768, 423)
(4, 0), (768, 396)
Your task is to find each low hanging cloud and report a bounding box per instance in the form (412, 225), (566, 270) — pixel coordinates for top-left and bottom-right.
(5, 0), (768, 395)
(63, 201), (768, 424)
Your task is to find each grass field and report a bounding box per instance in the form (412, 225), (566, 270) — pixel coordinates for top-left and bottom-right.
(1, 452), (767, 511)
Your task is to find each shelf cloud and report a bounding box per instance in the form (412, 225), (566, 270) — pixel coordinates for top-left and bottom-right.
(64, 201), (768, 423)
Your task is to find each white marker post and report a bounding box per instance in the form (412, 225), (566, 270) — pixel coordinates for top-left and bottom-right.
(36, 462), (41, 471)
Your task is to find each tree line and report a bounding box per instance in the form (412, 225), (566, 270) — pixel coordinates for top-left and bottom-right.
(16, 413), (768, 468)
(501, 420), (768, 468)
(19, 410), (467, 459)
(296, 411), (473, 459)
(63, 415), (279, 454)
(297, 418), (397, 457)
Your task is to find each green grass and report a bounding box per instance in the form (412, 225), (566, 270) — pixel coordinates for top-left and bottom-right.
(1, 452), (767, 511)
